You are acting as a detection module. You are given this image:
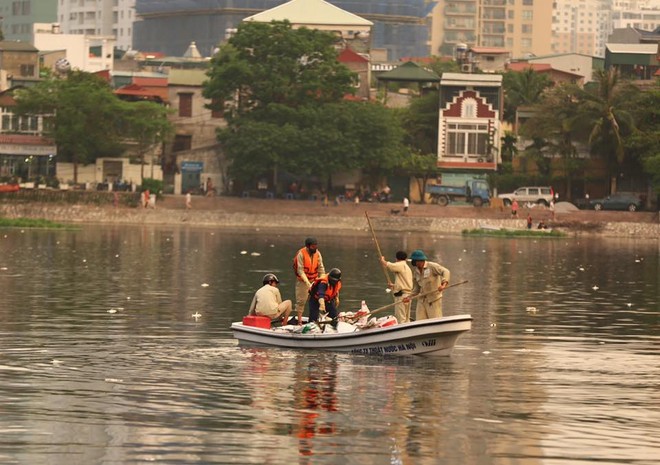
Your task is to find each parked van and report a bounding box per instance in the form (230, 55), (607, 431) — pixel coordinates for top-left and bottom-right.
(497, 186), (554, 207)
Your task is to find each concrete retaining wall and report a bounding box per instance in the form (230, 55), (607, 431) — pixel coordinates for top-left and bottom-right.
(1, 203), (658, 239)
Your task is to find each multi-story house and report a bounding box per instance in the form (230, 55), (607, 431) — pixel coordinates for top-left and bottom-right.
(437, 73), (503, 173)
(0, 88), (56, 183)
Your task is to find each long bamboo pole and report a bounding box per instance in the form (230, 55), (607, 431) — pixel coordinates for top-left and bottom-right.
(365, 211), (392, 289)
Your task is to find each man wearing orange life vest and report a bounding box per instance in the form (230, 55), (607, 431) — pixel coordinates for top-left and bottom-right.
(293, 237), (325, 324)
(308, 268), (342, 324)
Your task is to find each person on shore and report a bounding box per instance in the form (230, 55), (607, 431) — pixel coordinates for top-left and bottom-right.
(308, 268), (342, 324)
(247, 273), (292, 326)
(292, 237), (325, 324)
(185, 191), (192, 209)
(511, 199), (519, 218)
(403, 197), (409, 216)
(549, 199), (556, 220)
(142, 189), (150, 208)
(405, 249), (450, 320)
(380, 251), (413, 323)
(527, 214), (533, 229)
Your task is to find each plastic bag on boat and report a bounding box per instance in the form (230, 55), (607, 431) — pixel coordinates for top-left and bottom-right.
(336, 321), (358, 333)
(301, 322), (321, 334)
(376, 315), (398, 328)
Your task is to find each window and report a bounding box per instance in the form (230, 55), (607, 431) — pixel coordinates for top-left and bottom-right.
(20, 64), (35, 77)
(522, 10), (533, 20)
(173, 135), (192, 152)
(446, 123), (490, 158)
(178, 93), (193, 117)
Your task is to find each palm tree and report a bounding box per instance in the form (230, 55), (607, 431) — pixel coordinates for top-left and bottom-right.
(571, 68), (637, 193)
(502, 68), (552, 123)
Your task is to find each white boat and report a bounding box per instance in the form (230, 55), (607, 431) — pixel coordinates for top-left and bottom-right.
(231, 314), (472, 356)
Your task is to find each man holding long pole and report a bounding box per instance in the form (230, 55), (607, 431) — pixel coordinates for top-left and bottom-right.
(380, 251), (413, 323)
(405, 249), (450, 320)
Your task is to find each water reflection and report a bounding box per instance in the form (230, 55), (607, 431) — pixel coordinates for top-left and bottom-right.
(0, 225), (658, 464)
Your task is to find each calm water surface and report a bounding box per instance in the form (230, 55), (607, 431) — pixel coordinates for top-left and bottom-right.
(0, 225), (658, 465)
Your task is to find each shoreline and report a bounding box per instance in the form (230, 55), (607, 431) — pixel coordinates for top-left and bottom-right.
(1, 195), (658, 239)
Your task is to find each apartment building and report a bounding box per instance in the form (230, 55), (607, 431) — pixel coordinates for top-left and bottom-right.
(58, 0), (135, 51)
(430, 0), (553, 59)
(0, 0), (57, 43)
(611, 0), (660, 31)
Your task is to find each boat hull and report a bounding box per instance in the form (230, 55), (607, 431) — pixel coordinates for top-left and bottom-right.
(231, 314), (472, 356)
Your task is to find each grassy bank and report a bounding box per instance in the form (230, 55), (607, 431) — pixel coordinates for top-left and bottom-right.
(0, 217), (71, 229)
(462, 228), (566, 238)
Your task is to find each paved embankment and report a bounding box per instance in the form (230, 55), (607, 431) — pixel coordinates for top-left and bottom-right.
(1, 202), (658, 239)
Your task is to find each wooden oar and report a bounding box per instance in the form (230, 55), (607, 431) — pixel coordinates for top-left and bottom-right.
(320, 280), (469, 325)
(365, 211), (394, 294)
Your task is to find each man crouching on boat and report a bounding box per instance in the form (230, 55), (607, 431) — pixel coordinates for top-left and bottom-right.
(308, 268), (342, 326)
(248, 273), (293, 326)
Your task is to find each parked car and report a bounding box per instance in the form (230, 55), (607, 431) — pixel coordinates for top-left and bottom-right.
(497, 186), (554, 207)
(589, 192), (643, 212)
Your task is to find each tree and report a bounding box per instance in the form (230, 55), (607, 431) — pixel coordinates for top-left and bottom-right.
(502, 68), (552, 123)
(570, 68), (637, 192)
(205, 20), (406, 193)
(401, 151), (439, 203)
(625, 85), (660, 195)
(14, 71), (173, 183)
(500, 131), (518, 164)
(521, 84), (582, 198)
(203, 21), (355, 118)
(119, 100), (174, 181)
(402, 91), (440, 155)
(219, 101), (406, 191)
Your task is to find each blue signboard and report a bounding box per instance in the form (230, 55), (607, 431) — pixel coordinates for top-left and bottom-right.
(181, 161), (203, 172)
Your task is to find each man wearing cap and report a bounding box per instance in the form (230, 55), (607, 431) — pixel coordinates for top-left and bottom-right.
(248, 273), (292, 326)
(380, 251), (413, 323)
(292, 237), (325, 324)
(406, 249), (450, 320)
(308, 268), (342, 325)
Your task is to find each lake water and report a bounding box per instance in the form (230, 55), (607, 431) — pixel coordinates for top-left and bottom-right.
(0, 225), (658, 465)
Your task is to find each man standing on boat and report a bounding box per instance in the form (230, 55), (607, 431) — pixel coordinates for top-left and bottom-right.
(406, 250), (450, 320)
(380, 251), (413, 323)
(293, 237), (325, 324)
(308, 268), (342, 325)
(248, 273), (292, 326)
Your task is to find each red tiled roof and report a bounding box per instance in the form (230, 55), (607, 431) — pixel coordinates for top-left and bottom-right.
(338, 47), (368, 63)
(133, 77), (168, 87)
(115, 83), (168, 102)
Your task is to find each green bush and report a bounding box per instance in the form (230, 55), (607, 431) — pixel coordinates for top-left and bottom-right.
(141, 178), (163, 196)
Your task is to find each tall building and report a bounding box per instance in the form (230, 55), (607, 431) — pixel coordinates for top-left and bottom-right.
(133, 0), (432, 61)
(0, 0), (57, 43)
(611, 0), (660, 32)
(552, 0), (614, 57)
(57, 0), (135, 51)
(429, 0), (553, 59)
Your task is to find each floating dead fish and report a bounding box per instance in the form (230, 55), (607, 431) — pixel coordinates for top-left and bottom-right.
(192, 312), (202, 319)
(201, 283), (210, 287)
